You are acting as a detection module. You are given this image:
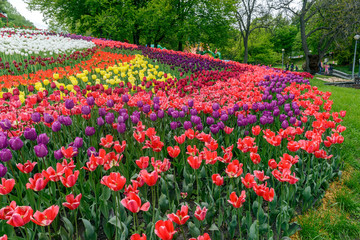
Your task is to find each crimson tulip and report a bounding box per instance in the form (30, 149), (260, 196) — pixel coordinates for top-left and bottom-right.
(31, 205), (59, 226)
(154, 220), (177, 240)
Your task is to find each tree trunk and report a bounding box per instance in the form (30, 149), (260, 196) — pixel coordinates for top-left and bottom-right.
(299, 14), (311, 72)
(178, 41), (183, 51)
(243, 34), (249, 64)
(133, 23), (140, 45)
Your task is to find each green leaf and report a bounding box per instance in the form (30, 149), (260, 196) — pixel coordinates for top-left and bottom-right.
(108, 216), (122, 229)
(209, 223), (219, 231)
(188, 222), (200, 237)
(81, 219), (97, 240)
(62, 216), (74, 236)
(100, 187), (111, 200)
(249, 220), (258, 240)
(228, 214), (237, 238)
(303, 186), (312, 200)
(159, 194), (169, 213)
(59, 227), (70, 240)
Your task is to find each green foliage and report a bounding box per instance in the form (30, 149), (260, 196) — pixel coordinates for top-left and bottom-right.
(247, 29), (281, 64)
(0, 0), (35, 28)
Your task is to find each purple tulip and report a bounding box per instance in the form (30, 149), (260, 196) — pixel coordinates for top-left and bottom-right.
(206, 117), (214, 125)
(137, 101), (143, 108)
(289, 117), (297, 125)
(37, 133), (50, 145)
(34, 144), (48, 158)
(153, 96), (160, 104)
(31, 112), (41, 122)
(149, 113), (157, 121)
(220, 114), (228, 122)
(54, 149), (64, 160)
(65, 99), (74, 110)
(9, 137), (23, 151)
(217, 121), (225, 130)
(244, 130), (250, 136)
(154, 104), (160, 111)
(0, 119), (11, 131)
(190, 109), (198, 116)
(196, 123), (203, 131)
(130, 115), (139, 124)
(81, 105), (91, 115)
(0, 134), (8, 149)
(97, 117), (105, 126)
(74, 137), (83, 148)
(210, 124), (219, 134)
(182, 106), (188, 113)
(170, 121), (178, 130)
(281, 120), (289, 129)
(0, 149), (12, 162)
(171, 111), (179, 119)
(105, 112), (115, 124)
(188, 99), (194, 107)
(62, 116), (72, 126)
(228, 108), (234, 115)
(212, 111), (220, 119)
(86, 96), (95, 106)
(24, 128), (37, 141)
(0, 164), (7, 177)
(143, 105), (150, 113)
(158, 110), (164, 119)
(44, 113), (54, 124)
(191, 116), (201, 125)
(279, 114), (287, 122)
(212, 103), (220, 111)
(87, 147), (98, 157)
(107, 99), (114, 108)
(183, 121), (192, 130)
(117, 123), (126, 133)
(122, 94), (129, 103)
(85, 126), (95, 136)
(99, 108), (106, 117)
(243, 104), (248, 111)
(52, 121), (62, 132)
(234, 103), (240, 111)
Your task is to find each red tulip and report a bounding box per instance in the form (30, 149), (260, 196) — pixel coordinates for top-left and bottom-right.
(120, 192), (150, 213)
(113, 140), (126, 153)
(224, 126), (234, 134)
(42, 163), (65, 182)
(31, 205), (59, 226)
(189, 233), (211, 240)
(16, 160), (37, 174)
(187, 155), (202, 169)
(241, 173), (256, 188)
(60, 168), (79, 188)
(254, 170), (270, 181)
(140, 169), (158, 186)
(61, 146), (77, 159)
(154, 220), (177, 240)
(225, 159), (243, 178)
(167, 146), (180, 158)
(101, 172), (126, 191)
(268, 159), (277, 169)
(228, 191), (246, 208)
(251, 125), (261, 136)
(211, 174), (224, 186)
(250, 152), (261, 164)
(0, 234), (7, 240)
(174, 134), (186, 144)
(100, 135), (114, 148)
(26, 173), (49, 191)
(194, 206), (208, 221)
(63, 193), (82, 210)
(136, 156), (149, 169)
(167, 205), (190, 225)
(130, 233), (147, 240)
(0, 178), (15, 195)
(5, 204), (33, 227)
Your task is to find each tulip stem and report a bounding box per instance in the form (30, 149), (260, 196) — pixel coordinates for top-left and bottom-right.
(238, 207), (242, 240)
(48, 225), (52, 240)
(74, 209), (78, 240)
(195, 169), (199, 202)
(181, 225), (186, 240)
(152, 187), (156, 222)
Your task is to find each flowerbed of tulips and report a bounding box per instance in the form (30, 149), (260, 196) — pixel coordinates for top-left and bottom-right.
(0, 27), (345, 240)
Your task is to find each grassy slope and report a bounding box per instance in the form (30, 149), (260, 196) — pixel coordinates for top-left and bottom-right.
(294, 77), (360, 240)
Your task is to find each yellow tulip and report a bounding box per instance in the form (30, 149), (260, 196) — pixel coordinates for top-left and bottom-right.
(43, 79), (50, 85)
(53, 73), (59, 80)
(92, 75), (97, 80)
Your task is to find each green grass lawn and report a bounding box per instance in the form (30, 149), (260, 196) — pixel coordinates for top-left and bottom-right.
(295, 77), (360, 239)
(333, 65), (359, 76)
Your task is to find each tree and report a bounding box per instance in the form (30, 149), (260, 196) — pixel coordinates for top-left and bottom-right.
(232, 0), (272, 63)
(272, 0), (360, 73)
